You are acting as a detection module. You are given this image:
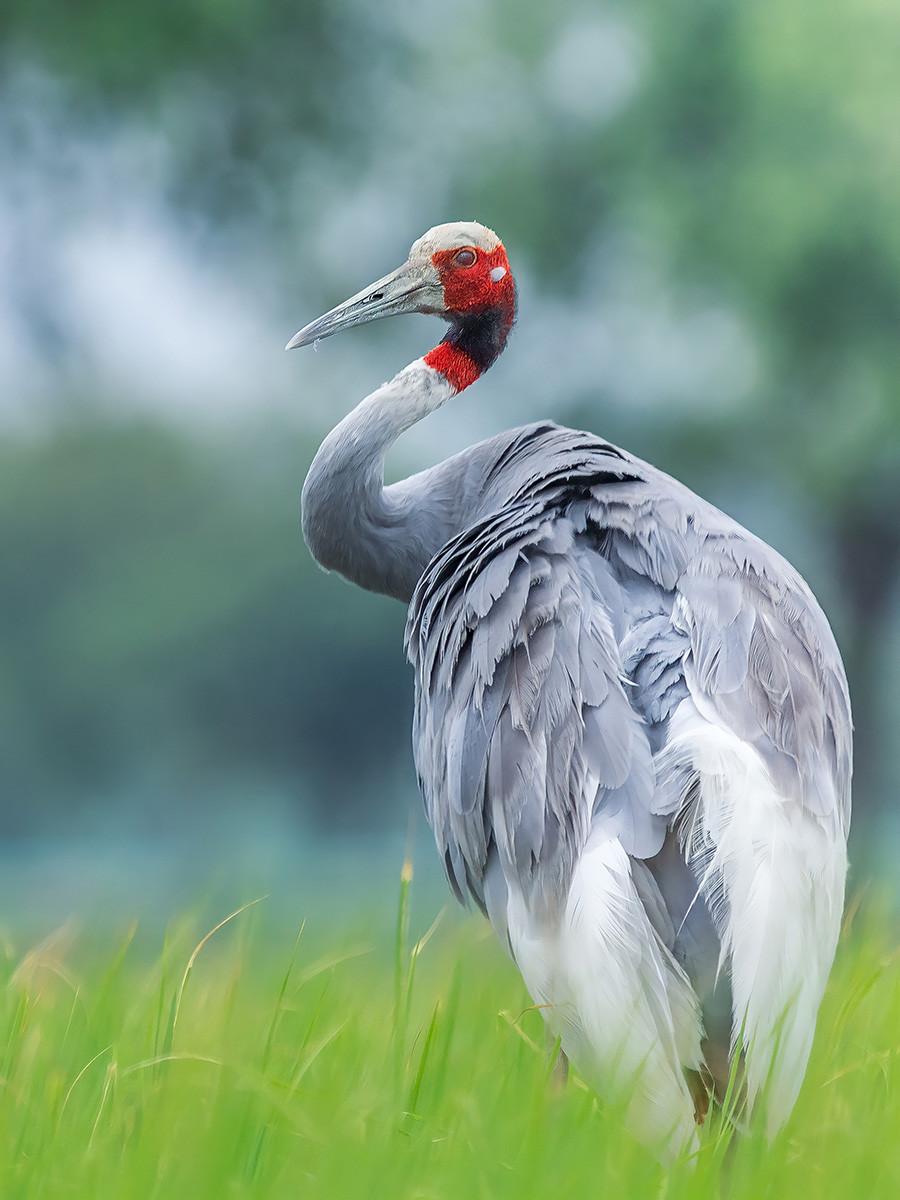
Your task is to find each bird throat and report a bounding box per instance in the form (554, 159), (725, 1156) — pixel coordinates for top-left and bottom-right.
(424, 299), (516, 393)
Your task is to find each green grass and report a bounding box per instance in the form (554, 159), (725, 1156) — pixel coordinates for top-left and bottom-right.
(1, 877), (898, 1199)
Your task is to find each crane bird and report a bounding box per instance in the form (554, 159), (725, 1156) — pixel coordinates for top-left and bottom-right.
(288, 222), (851, 1159)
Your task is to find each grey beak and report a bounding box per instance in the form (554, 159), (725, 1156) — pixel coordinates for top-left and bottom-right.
(285, 260), (443, 350)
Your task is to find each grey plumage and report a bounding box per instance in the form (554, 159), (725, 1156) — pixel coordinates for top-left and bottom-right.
(399, 420), (850, 1139)
(407, 422), (849, 905)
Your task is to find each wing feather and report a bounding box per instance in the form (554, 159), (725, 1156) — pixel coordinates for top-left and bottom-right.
(408, 498), (664, 912)
(407, 421), (851, 1138)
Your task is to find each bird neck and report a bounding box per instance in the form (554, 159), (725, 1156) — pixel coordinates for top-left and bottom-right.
(302, 299), (515, 601)
(301, 359), (456, 600)
(424, 292), (516, 393)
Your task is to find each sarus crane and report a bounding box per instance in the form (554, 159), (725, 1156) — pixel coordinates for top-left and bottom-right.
(288, 222), (851, 1159)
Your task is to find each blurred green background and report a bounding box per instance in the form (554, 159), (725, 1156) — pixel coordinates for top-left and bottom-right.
(0, 0), (898, 929)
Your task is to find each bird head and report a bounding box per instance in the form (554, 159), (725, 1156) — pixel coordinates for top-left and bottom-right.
(286, 223), (516, 390)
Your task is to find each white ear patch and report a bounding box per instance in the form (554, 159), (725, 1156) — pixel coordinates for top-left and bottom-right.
(490, 266), (507, 282)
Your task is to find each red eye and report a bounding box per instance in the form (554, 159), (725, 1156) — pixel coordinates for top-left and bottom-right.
(453, 248), (477, 268)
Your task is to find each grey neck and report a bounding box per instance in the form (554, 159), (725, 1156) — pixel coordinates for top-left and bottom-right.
(301, 360), (454, 602)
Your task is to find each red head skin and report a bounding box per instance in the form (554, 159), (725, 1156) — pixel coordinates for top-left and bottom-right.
(424, 243), (516, 393)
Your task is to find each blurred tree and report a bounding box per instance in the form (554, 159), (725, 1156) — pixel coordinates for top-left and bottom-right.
(0, 0), (393, 227)
(0, 422), (410, 835)
(1, 0), (897, 824)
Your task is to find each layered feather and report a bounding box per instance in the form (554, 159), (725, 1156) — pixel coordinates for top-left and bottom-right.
(402, 421), (851, 1146)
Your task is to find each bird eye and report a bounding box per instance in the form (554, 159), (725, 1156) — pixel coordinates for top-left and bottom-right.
(453, 248), (477, 268)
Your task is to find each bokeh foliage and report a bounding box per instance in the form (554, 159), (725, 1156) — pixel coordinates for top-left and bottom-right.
(0, 423), (409, 833)
(0, 0), (898, 839)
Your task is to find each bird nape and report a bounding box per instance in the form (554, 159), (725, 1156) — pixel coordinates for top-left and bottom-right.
(288, 221), (852, 1162)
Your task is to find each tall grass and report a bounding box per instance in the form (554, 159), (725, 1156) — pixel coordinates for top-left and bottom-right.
(1, 876), (898, 1199)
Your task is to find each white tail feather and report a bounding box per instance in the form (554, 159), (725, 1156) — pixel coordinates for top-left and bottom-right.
(665, 700), (846, 1136)
(505, 834), (703, 1161)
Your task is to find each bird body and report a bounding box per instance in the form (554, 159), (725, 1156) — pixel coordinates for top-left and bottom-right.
(290, 223), (851, 1159)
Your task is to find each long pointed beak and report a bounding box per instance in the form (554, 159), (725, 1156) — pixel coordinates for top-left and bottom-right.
(285, 260), (443, 350)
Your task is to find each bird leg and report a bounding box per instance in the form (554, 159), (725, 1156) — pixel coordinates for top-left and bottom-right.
(687, 1068), (711, 1126)
(688, 1041), (748, 1132)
